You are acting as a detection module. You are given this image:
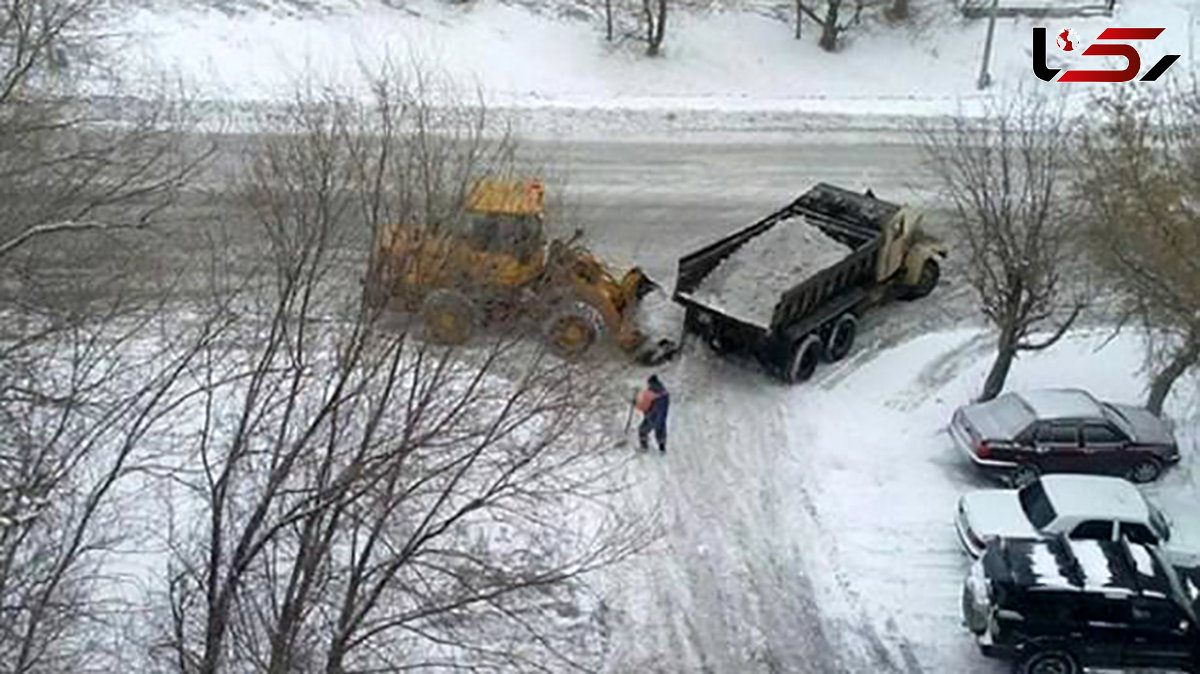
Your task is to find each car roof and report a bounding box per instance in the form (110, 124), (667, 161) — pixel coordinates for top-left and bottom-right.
(1015, 388), (1103, 421)
(1039, 474), (1150, 522)
(999, 537), (1172, 597)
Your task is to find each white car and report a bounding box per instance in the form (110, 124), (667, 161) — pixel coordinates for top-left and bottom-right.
(954, 474), (1200, 566)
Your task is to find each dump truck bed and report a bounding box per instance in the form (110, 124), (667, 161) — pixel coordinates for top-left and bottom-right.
(674, 184), (897, 343)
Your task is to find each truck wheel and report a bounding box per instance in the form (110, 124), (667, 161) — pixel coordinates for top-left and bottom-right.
(545, 302), (603, 359)
(784, 334), (823, 384)
(422, 289), (477, 345)
(902, 259), (940, 300)
(1017, 648), (1079, 674)
(823, 314), (858, 362)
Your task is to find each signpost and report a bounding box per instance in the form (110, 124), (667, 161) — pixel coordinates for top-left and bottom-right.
(977, 0), (1001, 89)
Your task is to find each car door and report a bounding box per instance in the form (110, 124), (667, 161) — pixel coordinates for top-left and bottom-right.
(1078, 593), (1134, 668)
(1034, 421), (1085, 473)
(1122, 596), (1194, 670)
(1082, 423), (1131, 476)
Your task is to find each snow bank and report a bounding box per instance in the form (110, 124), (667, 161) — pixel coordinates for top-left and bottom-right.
(781, 328), (1200, 670)
(109, 0), (1199, 129)
(691, 220), (852, 327)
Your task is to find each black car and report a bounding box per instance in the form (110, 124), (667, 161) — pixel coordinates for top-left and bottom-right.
(951, 388), (1180, 486)
(962, 534), (1200, 674)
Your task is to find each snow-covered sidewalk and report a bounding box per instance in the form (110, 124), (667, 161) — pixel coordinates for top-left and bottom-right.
(110, 0), (1199, 133)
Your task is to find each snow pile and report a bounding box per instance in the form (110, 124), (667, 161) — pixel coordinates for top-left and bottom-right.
(635, 286), (685, 343)
(691, 220), (852, 327)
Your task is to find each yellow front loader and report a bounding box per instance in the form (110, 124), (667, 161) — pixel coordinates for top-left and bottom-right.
(363, 179), (678, 365)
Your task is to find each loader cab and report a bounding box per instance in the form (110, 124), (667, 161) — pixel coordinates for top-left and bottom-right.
(464, 212), (544, 263)
(462, 179), (548, 265)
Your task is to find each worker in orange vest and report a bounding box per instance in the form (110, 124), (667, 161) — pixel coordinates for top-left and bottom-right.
(635, 375), (670, 453)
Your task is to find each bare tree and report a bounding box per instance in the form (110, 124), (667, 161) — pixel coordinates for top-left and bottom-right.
(919, 93), (1085, 401)
(0, 0), (211, 263)
(0, 0), (216, 668)
(0, 263), (225, 673)
(1076, 83), (1200, 416)
(154, 73), (653, 674)
(643, 0), (667, 56)
(796, 0), (869, 51)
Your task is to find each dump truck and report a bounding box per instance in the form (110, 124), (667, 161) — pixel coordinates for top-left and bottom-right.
(363, 179), (679, 365)
(673, 183), (947, 383)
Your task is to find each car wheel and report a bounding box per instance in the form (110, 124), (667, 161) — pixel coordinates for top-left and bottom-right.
(1126, 458), (1163, 484)
(1010, 464), (1040, 488)
(1017, 649), (1079, 674)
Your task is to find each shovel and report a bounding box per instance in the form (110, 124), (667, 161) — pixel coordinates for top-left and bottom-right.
(617, 387), (639, 449)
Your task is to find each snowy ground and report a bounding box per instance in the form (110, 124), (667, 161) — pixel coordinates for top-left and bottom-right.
(109, 0), (1200, 138)
(592, 310), (1200, 672)
(78, 0), (1200, 666)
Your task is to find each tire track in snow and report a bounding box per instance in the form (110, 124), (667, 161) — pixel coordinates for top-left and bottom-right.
(601, 347), (848, 672)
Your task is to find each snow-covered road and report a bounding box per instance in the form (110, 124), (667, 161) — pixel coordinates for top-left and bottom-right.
(600, 317), (1200, 673)
(526, 134), (939, 285)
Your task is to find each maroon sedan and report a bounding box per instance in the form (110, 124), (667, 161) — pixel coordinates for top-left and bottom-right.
(950, 388), (1179, 486)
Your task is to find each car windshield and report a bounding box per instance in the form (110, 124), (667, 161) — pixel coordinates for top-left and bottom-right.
(1019, 480), (1057, 529)
(1101, 402), (1135, 437)
(1148, 502), (1172, 542)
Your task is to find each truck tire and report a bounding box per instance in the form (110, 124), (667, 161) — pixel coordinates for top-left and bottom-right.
(901, 259), (940, 300)
(784, 334), (823, 384)
(545, 302), (604, 359)
(823, 314), (858, 362)
(422, 289), (477, 345)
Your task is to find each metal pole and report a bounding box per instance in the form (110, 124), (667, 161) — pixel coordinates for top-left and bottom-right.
(1190, 6), (1195, 66)
(977, 0), (1000, 89)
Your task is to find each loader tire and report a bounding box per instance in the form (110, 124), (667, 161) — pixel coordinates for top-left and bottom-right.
(784, 334), (822, 384)
(823, 313), (857, 362)
(422, 289), (477, 346)
(545, 302), (604, 359)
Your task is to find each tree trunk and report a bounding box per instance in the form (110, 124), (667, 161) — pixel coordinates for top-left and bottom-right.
(980, 328), (1018, 402)
(795, 0), (803, 39)
(819, 0), (840, 51)
(646, 0), (667, 56)
(1146, 337), (1200, 416)
(606, 0), (613, 41)
(887, 0), (908, 20)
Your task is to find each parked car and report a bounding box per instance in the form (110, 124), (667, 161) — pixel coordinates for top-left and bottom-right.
(950, 388), (1179, 485)
(962, 534), (1200, 674)
(955, 474), (1200, 567)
